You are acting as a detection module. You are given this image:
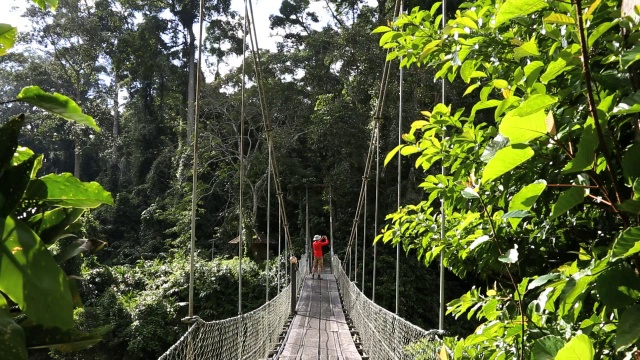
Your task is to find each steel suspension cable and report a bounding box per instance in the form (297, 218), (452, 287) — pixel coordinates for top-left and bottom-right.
(246, 0), (294, 253)
(239, 0), (248, 316)
(372, 115), (380, 302)
(439, 0), (448, 331)
(266, 137), (272, 302)
(396, 0), (404, 315)
(344, 0), (402, 274)
(187, 0), (206, 321)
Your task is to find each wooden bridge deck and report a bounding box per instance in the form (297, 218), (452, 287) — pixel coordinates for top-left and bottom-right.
(278, 269), (361, 359)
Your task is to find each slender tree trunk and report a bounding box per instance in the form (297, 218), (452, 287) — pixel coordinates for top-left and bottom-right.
(186, 28), (196, 143)
(113, 72), (120, 138)
(74, 141), (82, 179)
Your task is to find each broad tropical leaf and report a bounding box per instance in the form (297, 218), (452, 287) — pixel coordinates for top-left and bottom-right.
(17, 86), (99, 131)
(555, 334), (594, 359)
(595, 266), (640, 308)
(25, 173), (114, 208)
(0, 24), (17, 56)
(549, 186), (586, 220)
(507, 180), (546, 228)
(482, 145), (534, 183)
(0, 215), (74, 328)
(499, 109), (547, 144)
(531, 335), (565, 360)
(616, 305), (640, 351)
(0, 296), (27, 360)
(611, 226), (640, 261)
(495, 0), (548, 27)
(563, 118), (598, 173)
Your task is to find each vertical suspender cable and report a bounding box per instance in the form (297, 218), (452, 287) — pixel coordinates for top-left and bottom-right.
(278, 204), (282, 293)
(188, 0), (206, 320)
(439, 0), (447, 331)
(246, 1), (294, 277)
(329, 185), (334, 272)
(361, 180), (367, 290)
(266, 142), (272, 302)
(306, 186), (310, 270)
(372, 120), (379, 302)
(395, 0), (404, 315)
(354, 216), (358, 283)
(239, 0), (248, 317)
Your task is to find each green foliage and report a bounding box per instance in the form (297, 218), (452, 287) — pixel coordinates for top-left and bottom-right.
(0, 2), (112, 355)
(375, 0), (640, 358)
(0, 116), (111, 358)
(65, 254), (280, 359)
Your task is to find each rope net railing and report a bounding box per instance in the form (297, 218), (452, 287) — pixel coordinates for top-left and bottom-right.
(332, 256), (446, 360)
(158, 255), (309, 360)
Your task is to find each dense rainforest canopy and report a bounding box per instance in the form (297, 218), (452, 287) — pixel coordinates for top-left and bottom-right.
(1, 0), (640, 358)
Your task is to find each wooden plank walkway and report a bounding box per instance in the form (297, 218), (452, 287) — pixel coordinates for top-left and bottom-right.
(278, 269), (361, 359)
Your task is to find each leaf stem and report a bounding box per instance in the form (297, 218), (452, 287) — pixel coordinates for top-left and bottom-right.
(574, 0), (623, 206)
(478, 195), (525, 360)
(547, 183), (598, 188)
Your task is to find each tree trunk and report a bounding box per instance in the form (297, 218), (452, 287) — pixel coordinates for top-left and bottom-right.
(74, 141), (82, 180)
(186, 27), (196, 144)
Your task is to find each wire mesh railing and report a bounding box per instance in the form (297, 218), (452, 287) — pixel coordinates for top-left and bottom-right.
(332, 255), (446, 360)
(158, 254), (308, 360)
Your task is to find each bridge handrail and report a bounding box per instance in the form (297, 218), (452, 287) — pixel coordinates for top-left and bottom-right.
(158, 254), (308, 360)
(332, 255), (446, 359)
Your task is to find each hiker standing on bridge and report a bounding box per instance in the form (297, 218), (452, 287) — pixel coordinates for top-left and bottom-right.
(311, 235), (329, 279)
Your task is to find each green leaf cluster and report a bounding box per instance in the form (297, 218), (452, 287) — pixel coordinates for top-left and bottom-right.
(374, 0), (640, 357)
(0, 114), (110, 357)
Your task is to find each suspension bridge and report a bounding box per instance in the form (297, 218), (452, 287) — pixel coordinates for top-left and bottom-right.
(158, 0), (450, 357)
(158, 255), (445, 359)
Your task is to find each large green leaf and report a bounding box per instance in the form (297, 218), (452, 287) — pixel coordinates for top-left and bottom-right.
(28, 208), (85, 245)
(555, 334), (594, 359)
(482, 145), (534, 184)
(621, 44), (640, 69)
(25, 173), (113, 208)
(619, 199), (640, 215)
(0, 24), (17, 56)
(531, 335), (565, 360)
(0, 115), (24, 172)
(588, 21), (616, 47)
(499, 109), (547, 144)
(622, 143), (640, 179)
(508, 180), (546, 228)
(616, 305), (640, 351)
(30, 0), (58, 10)
(549, 186), (586, 220)
(0, 156), (37, 217)
(514, 38), (540, 61)
(0, 296), (27, 360)
(16, 86), (99, 131)
(540, 57), (574, 84)
(21, 322), (100, 351)
(495, 0), (548, 27)
(562, 118), (599, 173)
(512, 94), (557, 117)
(595, 265), (640, 308)
(543, 13), (575, 25)
(610, 227), (640, 261)
(612, 91), (640, 115)
(0, 215), (74, 328)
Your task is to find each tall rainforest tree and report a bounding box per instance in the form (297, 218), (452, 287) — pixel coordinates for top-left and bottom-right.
(377, 0), (640, 357)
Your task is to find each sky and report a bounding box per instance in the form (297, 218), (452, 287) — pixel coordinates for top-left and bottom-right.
(0, 0), (378, 78)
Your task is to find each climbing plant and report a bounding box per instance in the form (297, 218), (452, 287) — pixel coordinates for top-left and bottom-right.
(1, 0), (114, 358)
(376, 0), (640, 358)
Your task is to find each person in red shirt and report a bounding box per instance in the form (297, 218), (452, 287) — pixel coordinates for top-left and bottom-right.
(311, 235), (329, 279)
